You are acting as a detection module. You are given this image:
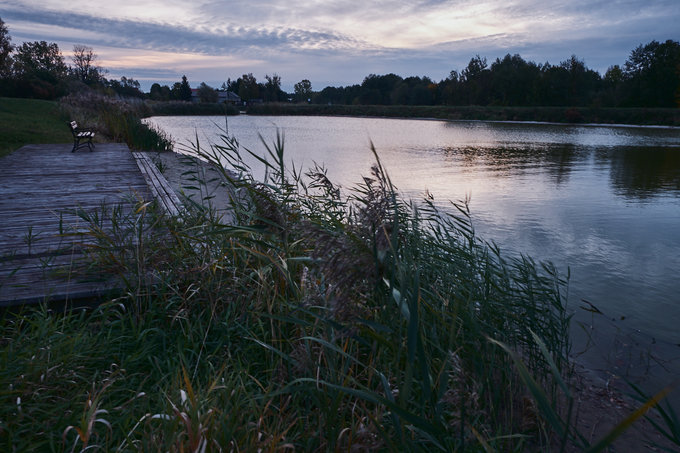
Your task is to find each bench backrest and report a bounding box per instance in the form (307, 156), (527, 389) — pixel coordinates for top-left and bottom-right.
(69, 121), (79, 132)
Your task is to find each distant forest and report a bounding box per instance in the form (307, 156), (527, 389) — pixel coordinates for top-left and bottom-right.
(312, 41), (680, 108)
(1, 13), (678, 110)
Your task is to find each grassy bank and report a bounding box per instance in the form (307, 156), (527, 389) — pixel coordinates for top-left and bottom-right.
(0, 97), (73, 157)
(246, 103), (680, 127)
(7, 125), (672, 451)
(0, 95), (173, 155)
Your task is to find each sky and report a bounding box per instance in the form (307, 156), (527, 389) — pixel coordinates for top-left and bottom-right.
(1, 0), (679, 92)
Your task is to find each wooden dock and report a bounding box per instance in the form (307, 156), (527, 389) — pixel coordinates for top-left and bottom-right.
(0, 143), (179, 307)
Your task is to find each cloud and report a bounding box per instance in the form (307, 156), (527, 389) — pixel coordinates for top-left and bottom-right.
(2, 4), (370, 57)
(1, 0), (678, 90)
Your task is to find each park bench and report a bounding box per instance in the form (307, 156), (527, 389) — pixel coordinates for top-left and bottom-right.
(68, 121), (95, 152)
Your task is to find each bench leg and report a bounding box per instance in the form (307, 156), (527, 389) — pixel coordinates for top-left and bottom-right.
(72, 137), (95, 152)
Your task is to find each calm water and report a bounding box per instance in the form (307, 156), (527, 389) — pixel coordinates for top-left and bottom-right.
(148, 115), (680, 389)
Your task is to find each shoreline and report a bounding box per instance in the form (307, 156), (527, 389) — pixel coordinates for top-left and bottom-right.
(142, 101), (680, 128)
(241, 103), (680, 128)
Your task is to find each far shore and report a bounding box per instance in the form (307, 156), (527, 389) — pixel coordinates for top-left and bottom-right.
(145, 101), (680, 127)
(234, 103), (680, 127)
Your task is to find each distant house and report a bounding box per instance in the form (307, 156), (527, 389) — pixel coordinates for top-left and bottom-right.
(191, 88), (242, 105)
(219, 91), (241, 105)
(190, 88), (241, 105)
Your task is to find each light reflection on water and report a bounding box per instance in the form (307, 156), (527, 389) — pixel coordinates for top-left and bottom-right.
(148, 115), (680, 393)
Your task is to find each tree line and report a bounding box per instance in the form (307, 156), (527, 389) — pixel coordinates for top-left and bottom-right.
(147, 73), (312, 104)
(315, 44), (680, 108)
(1, 16), (678, 108)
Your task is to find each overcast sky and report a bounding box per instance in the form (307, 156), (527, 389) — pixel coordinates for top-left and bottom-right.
(1, 0), (678, 91)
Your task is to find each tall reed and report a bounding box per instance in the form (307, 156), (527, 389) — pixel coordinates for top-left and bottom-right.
(170, 127), (574, 450)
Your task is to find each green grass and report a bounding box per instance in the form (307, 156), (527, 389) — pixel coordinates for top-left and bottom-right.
(0, 97), (73, 157)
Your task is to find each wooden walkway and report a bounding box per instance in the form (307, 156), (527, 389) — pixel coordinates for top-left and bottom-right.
(0, 143), (179, 307)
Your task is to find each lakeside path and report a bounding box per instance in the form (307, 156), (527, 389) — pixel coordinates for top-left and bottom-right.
(138, 150), (236, 224)
(0, 143), (176, 307)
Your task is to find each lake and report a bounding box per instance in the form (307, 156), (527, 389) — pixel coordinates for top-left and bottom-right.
(147, 115), (680, 394)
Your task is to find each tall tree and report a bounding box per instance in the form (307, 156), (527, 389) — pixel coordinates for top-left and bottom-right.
(178, 75), (192, 101)
(13, 41), (67, 84)
(264, 73), (284, 102)
(0, 17), (13, 79)
(197, 82), (218, 103)
(360, 73), (402, 104)
(462, 55), (490, 104)
(107, 76), (144, 98)
(489, 54), (541, 106)
(71, 44), (103, 84)
(558, 55), (601, 106)
(149, 82), (171, 101)
(238, 73), (259, 101)
(439, 70), (462, 105)
(624, 40), (680, 107)
(294, 79), (312, 102)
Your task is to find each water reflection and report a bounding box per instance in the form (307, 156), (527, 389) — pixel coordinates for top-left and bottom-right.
(438, 144), (586, 186)
(434, 141), (680, 200)
(601, 147), (680, 199)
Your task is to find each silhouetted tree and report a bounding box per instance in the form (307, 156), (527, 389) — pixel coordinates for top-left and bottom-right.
(559, 55), (601, 106)
(13, 41), (67, 84)
(315, 85), (343, 104)
(197, 82), (218, 103)
(294, 79), (312, 102)
(178, 75), (192, 101)
(600, 65), (625, 106)
(238, 73), (259, 101)
(489, 54), (541, 105)
(12, 40), (67, 98)
(71, 44), (104, 85)
(360, 73), (402, 104)
(624, 40), (680, 107)
(263, 73), (284, 102)
(0, 17), (13, 79)
(107, 76), (144, 98)
(149, 82), (171, 101)
(439, 70), (463, 105)
(536, 63), (570, 106)
(462, 55), (490, 104)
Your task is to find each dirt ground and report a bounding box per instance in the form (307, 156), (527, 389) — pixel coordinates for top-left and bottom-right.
(142, 150), (236, 224)
(563, 363), (677, 452)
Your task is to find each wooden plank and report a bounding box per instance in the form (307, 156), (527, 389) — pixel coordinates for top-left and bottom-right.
(132, 152), (183, 216)
(0, 143), (157, 307)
